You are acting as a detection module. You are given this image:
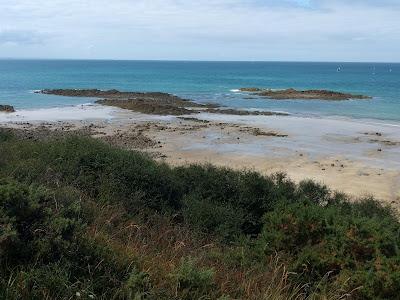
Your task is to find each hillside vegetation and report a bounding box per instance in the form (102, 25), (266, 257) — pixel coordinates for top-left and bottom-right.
(0, 129), (399, 299)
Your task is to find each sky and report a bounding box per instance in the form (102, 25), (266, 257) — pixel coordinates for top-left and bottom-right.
(0, 0), (399, 62)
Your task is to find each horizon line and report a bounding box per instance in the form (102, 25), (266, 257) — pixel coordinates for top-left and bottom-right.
(0, 57), (399, 64)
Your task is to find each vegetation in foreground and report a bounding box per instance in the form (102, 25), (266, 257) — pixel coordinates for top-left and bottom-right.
(0, 129), (399, 299)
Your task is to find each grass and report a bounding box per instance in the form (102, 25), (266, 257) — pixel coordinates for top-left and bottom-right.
(0, 128), (399, 299)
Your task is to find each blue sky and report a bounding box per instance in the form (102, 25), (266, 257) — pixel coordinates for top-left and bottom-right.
(0, 0), (399, 62)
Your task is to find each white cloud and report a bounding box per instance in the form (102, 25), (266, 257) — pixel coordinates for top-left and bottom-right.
(0, 0), (398, 61)
(0, 30), (48, 45)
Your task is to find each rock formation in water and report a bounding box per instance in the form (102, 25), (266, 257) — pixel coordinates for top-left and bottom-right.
(239, 88), (371, 100)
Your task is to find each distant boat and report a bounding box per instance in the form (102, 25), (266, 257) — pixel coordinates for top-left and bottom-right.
(337, 66), (341, 72)
(389, 68), (393, 73)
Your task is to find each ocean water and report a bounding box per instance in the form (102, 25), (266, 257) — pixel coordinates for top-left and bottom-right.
(0, 59), (399, 122)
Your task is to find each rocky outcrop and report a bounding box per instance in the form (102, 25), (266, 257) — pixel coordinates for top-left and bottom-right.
(239, 87), (263, 92)
(204, 108), (288, 116)
(38, 89), (123, 97)
(96, 99), (196, 116)
(240, 88), (371, 101)
(38, 89), (219, 116)
(38, 89), (206, 106)
(0, 105), (15, 113)
(38, 88), (289, 116)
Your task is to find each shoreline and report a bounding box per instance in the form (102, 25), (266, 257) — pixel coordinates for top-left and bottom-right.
(3, 102), (400, 125)
(1, 103), (399, 206)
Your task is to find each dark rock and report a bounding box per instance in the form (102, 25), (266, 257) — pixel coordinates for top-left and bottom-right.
(204, 108), (289, 116)
(38, 88), (291, 117)
(239, 87), (371, 101)
(251, 128), (288, 137)
(38, 88), (219, 116)
(0, 105), (15, 113)
(239, 87), (263, 92)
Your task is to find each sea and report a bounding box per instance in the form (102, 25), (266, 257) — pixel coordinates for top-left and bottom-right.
(0, 59), (399, 122)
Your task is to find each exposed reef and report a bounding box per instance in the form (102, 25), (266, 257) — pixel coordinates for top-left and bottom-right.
(38, 89), (217, 116)
(38, 89), (287, 116)
(203, 108), (288, 116)
(239, 88), (371, 100)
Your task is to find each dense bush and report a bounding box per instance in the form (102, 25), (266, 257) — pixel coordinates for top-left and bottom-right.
(0, 135), (338, 239)
(0, 136), (182, 213)
(0, 180), (82, 265)
(259, 200), (400, 299)
(0, 179), (140, 299)
(1, 129), (400, 299)
(176, 165), (282, 235)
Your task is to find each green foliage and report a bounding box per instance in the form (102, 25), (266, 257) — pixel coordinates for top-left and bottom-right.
(259, 200), (400, 299)
(169, 257), (216, 300)
(0, 136), (304, 239)
(1, 133), (400, 299)
(0, 179), (82, 264)
(124, 269), (152, 300)
(176, 165), (282, 235)
(182, 194), (244, 240)
(0, 179), (140, 299)
(0, 136), (182, 212)
(297, 179), (332, 205)
(0, 264), (73, 300)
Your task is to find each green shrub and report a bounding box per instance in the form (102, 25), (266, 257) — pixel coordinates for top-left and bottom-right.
(0, 264), (73, 300)
(259, 200), (400, 299)
(297, 179), (331, 205)
(2, 133), (400, 299)
(175, 166), (288, 235)
(0, 135), (348, 240)
(124, 269), (152, 299)
(0, 179), (82, 264)
(182, 194), (244, 240)
(0, 178), (142, 299)
(0, 136), (183, 212)
(0, 137), (293, 240)
(169, 257), (216, 300)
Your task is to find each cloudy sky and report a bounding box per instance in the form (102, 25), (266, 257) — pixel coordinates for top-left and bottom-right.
(0, 0), (399, 61)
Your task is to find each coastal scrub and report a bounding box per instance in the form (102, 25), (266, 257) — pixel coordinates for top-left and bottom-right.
(0, 129), (398, 299)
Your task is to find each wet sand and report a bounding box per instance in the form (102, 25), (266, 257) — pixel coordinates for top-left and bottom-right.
(1, 105), (399, 206)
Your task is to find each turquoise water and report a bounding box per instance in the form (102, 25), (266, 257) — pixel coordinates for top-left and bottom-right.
(0, 59), (399, 121)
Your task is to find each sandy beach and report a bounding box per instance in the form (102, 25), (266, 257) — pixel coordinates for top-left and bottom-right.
(1, 103), (399, 207)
